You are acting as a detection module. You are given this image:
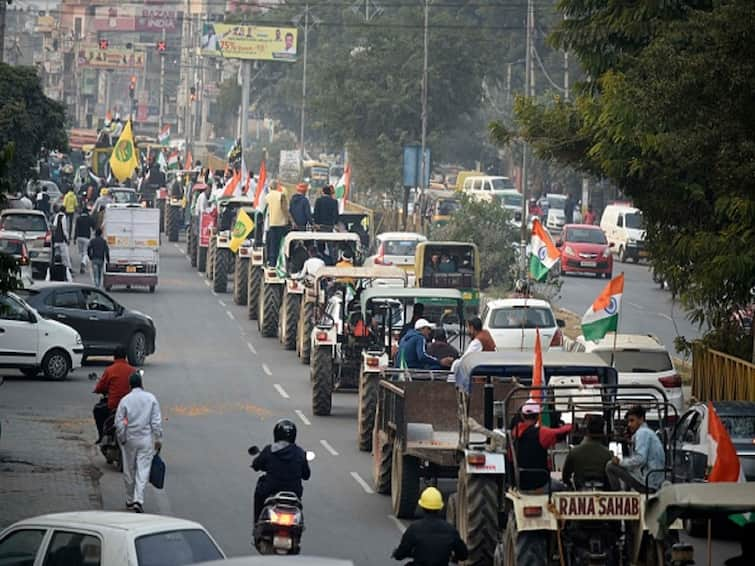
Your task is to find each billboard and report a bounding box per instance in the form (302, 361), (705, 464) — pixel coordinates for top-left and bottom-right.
(77, 46), (146, 69)
(93, 6), (178, 32)
(200, 23), (298, 62)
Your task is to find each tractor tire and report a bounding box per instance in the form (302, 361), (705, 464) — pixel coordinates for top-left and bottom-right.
(258, 282), (280, 338)
(213, 248), (230, 293)
(189, 231), (197, 267)
(357, 369), (379, 452)
(297, 301), (313, 364)
(167, 206), (180, 242)
(391, 441), (420, 519)
(197, 246), (207, 272)
(372, 425), (392, 495)
(457, 469), (499, 566)
(311, 347), (333, 416)
(446, 492), (458, 527)
(282, 290), (300, 351)
(206, 239), (216, 279)
(501, 511), (548, 566)
(157, 200), (166, 233)
(233, 256), (249, 305)
(247, 264), (261, 320)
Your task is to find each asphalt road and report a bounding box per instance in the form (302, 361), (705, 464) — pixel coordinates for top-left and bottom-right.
(557, 260), (704, 354)
(0, 240), (741, 565)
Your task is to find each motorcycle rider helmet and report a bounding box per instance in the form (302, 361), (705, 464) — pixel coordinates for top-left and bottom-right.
(273, 419), (297, 443)
(418, 487), (444, 511)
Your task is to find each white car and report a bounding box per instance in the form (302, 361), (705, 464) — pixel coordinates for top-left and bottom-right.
(481, 297), (565, 351)
(0, 511), (225, 566)
(572, 333), (684, 419)
(364, 232), (427, 270)
(0, 292), (83, 380)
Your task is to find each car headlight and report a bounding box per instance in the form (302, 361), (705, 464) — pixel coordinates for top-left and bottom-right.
(75, 333), (83, 345)
(565, 246), (576, 256)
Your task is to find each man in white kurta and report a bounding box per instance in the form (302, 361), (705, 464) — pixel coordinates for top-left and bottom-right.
(115, 372), (163, 513)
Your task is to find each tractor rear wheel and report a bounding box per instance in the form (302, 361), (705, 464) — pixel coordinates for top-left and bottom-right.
(167, 205), (180, 242)
(391, 441), (420, 519)
(233, 256), (249, 305)
(197, 246), (207, 272)
(297, 301), (313, 364)
(372, 421), (392, 495)
(213, 248), (230, 293)
(357, 369), (379, 451)
(311, 347), (333, 416)
(456, 467), (499, 566)
(247, 264), (261, 320)
(258, 281), (280, 338)
(282, 290), (300, 350)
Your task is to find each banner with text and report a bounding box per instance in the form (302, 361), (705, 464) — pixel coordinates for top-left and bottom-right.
(77, 46), (146, 69)
(200, 23), (298, 62)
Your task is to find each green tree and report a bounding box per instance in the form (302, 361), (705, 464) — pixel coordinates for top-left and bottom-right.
(499, 1), (755, 359)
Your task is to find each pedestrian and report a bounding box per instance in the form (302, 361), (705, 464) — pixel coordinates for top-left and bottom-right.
(289, 183), (313, 229)
(63, 186), (78, 239)
(18, 191), (33, 210)
(50, 213), (72, 281)
(564, 192), (575, 224)
(583, 204), (596, 225)
(87, 228), (110, 288)
(264, 184), (289, 267)
(605, 405), (666, 493)
(115, 371), (163, 513)
(392, 487), (468, 566)
(35, 186), (51, 218)
(313, 185), (339, 230)
(74, 208), (94, 274)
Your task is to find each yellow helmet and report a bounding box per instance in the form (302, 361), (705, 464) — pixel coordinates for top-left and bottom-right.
(100, 188), (109, 196)
(418, 487), (444, 511)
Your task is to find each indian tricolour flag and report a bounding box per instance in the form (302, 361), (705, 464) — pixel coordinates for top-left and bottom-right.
(529, 217), (560, 281)
(334, 163), (351, 213)
(581, 274), (624, 341)
(158, 125), (170, 145)
(167, 150), (179, 170)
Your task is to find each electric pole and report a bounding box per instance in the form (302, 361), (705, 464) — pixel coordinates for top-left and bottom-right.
(299, 3), (310, 161)
(159, 28), (166, 130)
(419, 0), (429, 197)
(520, 0), (534, 273)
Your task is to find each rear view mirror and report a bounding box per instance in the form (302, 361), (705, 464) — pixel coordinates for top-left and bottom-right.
(555, 240), (563, 248)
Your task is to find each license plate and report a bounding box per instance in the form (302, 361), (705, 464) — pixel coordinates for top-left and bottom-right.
(581, 261), (597, 267)
(553, 493), (641, 520)
(273, 536), (292, 550)
(126, 266), (137, 273)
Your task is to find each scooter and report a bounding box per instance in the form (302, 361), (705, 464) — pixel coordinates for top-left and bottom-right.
(248, 445), (315, 556)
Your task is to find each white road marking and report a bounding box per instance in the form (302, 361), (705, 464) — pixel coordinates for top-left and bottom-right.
(211, 290), (217, 296)
(350, 472), (374, 495)
(320, 439), (339, 456)
(388, 515), (407, 534)
(196, 272), (203, 279)
(173, 243), (181, 250)
(262, 363), (273, 376)
(273, 383), (289, 399)
(204, 280), (210, 287)
(657, 313), (673, 321)
(218, 299), (226, 307)
(295, 410), (311, 426)
(247, 342), (257, 355)
(226, 310), (235, 320)
(627, 301), (645, 310)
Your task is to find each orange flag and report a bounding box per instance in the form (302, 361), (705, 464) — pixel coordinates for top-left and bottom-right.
(707, 402), (744, 482)
(184, 150), (193, 171)
(253, 160), (267, 208)
(222, 169), (241, 198)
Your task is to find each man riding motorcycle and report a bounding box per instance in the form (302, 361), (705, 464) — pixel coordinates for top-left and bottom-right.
(92, 348), (136, 442)
(252, 419), (311, 522)
(392, 487), (468, 566)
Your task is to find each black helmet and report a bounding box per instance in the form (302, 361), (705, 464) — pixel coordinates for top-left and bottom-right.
(273, 419), (297, 443)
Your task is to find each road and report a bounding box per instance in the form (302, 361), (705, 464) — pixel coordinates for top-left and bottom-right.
(557, 260), (703, 354)
(0, 240), (741, 564)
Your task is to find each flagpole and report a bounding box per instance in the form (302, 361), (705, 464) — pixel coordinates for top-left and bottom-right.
(609, 272), (622, 368)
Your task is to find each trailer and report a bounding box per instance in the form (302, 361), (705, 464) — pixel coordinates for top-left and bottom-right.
(103, 204), (160, 292)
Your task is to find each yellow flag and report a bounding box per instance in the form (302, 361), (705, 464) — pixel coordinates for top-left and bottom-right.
(229, 208), (255, 253)
(109, 120), (139, 182)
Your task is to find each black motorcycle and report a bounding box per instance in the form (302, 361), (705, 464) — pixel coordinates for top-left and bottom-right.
(91, 373), (122, 471)
(248, 445), (314, 555)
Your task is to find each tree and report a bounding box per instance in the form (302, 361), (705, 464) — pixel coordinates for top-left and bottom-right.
(432, 196), (517, 290)
(499, 1), (755, 359)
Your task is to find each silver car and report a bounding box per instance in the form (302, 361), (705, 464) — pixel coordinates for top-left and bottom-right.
(0, 210), (51, 278)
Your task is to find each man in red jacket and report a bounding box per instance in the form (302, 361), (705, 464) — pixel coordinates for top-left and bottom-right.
(93, 347), (135, 441)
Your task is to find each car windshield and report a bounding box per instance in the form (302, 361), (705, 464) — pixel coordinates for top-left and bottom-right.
(566, 228), (607, 244)
(547, 195), (567, 209)
(383, 240), (419, 256)
(111, 190), (137, 204)
(501, 192), (522, 207)
(489, 306), (555, 329)
(0, 238), (24, 255)
(135, 529), (223, 566)
(1, 214), (47, 232)
(625, 211), (643, 229)
(437, 199), (459, 215)
(719, 415), (755, 440)
(491, 178), (515, 191)
(594, 350), (673, 372)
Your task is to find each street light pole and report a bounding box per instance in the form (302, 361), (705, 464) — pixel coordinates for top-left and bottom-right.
(419, 0), (429, 198)
(520, 0), (534, 274)
(299, 3), (310, 162)
(159, 28), (166, 130)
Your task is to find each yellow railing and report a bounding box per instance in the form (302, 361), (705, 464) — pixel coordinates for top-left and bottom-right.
(691, 342), (755, 401)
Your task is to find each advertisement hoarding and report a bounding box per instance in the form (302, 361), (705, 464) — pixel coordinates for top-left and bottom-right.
(77, 46), (145, 69)
(94, 6), (178, 32)
(200, 23), (298, 62)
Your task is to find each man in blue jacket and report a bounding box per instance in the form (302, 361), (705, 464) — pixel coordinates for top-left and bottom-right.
(396, 319), (454, 370)
(289, 183), (313, 230)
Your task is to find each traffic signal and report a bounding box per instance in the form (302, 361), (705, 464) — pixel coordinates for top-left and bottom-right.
(98, 39), (109, 50)
(156, 40), (166, 53)
(190, 86), (196, 102)
(129, 75), (137, 98)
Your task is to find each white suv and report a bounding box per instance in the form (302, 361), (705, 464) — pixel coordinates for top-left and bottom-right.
(481, 297), (565, 351)
(572, 333), (683, 420)
(0, 292), (83, 380)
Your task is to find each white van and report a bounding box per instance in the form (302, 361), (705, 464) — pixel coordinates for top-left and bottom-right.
(600, 204), (647, 262)
(461, 175), (515, 203)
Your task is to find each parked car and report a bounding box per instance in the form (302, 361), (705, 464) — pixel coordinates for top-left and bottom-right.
(17, 282), (156, 366)
(0, 511), (225, 566)
(0, 209), (51, 279)
(600, 203), (647, 263)
(556, 223), (613, 278)
(0, 231), (33, 282)
(0, 291), (83, 379)
(26, 179), (63, 210)
(572, 333), (683, 419)
(481, 297), (565, 351)
(364, 232), (427, 270)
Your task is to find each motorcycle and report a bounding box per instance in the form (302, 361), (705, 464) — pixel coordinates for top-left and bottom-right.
(90, 373), (122, 471)
(248, 445), (315, 556)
